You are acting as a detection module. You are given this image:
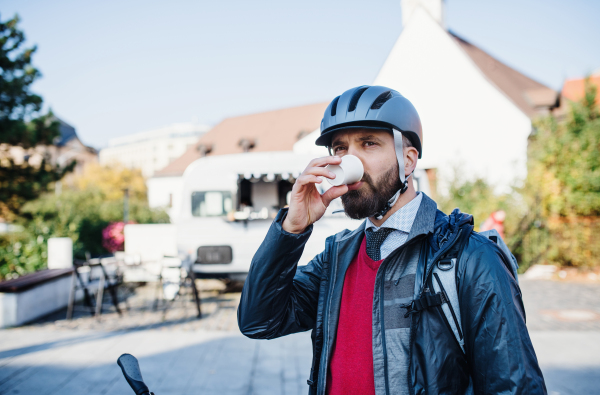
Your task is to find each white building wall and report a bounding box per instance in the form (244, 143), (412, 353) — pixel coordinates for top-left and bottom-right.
(147, 176), (184, 220)
(374, 7), (532, 190)
(99, 123), (210, 178)
(293, 129), (328, 156)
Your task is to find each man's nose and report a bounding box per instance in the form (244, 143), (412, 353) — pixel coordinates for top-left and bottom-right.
(347, 144), (364, 161)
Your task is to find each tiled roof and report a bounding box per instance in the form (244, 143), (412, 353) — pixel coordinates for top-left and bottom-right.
(562, 73), (600, 107)
(450, 31), (558, 117)
(154, 102), (328, 177)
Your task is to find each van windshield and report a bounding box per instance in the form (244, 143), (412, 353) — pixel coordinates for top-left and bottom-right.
(191, 191), (233, 217)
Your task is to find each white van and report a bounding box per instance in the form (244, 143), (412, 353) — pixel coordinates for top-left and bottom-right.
(175, 151), (431, 280)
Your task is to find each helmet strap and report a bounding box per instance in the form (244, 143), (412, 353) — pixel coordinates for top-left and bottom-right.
(393, 128), (407, 185)
(373, 129), (412, 221)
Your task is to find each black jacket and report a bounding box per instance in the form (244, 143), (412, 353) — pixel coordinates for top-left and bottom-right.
(238, 194), (546, 394)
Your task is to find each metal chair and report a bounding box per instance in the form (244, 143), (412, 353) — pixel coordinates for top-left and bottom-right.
(67, 258), (124, 319)
(153, 255), (201, 319)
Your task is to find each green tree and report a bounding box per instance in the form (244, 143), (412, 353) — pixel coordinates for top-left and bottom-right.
(0, 14), (73, 220)
(0, 165), (169, 279)
(518, 78), (600, 269)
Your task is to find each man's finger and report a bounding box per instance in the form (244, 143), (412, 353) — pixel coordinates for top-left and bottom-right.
(321, 185), (348, 206)
(306, 155), (342, 169)
(295, 174), (322, 186)
(303, 167), (336, 179)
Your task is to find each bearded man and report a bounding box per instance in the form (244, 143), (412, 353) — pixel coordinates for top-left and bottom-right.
(238, 86), (546, 395)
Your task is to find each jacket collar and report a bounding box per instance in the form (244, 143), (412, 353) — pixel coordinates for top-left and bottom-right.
(407, 193), (437, 241)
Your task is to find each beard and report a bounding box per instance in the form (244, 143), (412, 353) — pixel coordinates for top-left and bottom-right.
(341, 164), (402, 220)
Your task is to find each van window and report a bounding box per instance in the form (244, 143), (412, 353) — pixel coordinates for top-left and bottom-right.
(191, 191), (233, 217)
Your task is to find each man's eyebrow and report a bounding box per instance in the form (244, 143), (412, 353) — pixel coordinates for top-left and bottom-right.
(331, 138), (344, 146)
(356, 135), (381, 142)
(331, 134), (382, 146)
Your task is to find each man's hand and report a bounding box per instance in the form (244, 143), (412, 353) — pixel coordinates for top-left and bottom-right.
(282, 156), (349, 234)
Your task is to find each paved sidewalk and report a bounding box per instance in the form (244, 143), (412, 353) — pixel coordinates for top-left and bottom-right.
(0, 327), (313, 395)
(0, 281), (314, 395)
(520, 278), (600, 331)
(520, 278), (600, 394)
(0, 279), (598, 394)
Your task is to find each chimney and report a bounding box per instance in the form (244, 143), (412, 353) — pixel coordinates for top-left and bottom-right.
(401, 0), (445, 28)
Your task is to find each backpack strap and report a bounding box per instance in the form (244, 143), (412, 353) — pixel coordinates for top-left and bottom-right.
(479, 229), (519, 282)
(401, 217), (473, 353)
(432, 221), (472, 352)
(431, 257), (465, 352)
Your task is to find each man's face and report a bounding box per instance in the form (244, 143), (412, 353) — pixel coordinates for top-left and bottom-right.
(330, 129), (401, 219)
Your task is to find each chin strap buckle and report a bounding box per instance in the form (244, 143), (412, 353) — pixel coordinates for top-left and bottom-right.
(399, 178), (409, 194)
(373, 172), (413, 220)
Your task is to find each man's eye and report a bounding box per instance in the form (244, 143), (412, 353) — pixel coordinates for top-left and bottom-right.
(364, 141), (376, 147)
(333, 146), (346, 153)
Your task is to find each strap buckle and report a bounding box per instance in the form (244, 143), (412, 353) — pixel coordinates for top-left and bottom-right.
(437, 258), (456, 271)
(400, 292), (447, 318)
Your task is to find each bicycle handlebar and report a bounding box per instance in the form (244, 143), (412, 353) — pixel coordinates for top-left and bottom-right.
(117, 353), (153, 395)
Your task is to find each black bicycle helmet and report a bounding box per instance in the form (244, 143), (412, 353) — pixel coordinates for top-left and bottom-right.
(317, 85), (422, 158)
(319, 85), (423, 219)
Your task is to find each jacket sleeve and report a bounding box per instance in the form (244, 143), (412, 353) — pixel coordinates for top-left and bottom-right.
(237, 209), (324, 339)
(458, 237), (547, 394)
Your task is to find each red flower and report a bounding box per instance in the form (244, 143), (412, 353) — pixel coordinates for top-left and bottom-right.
(102, 221), (135, 253)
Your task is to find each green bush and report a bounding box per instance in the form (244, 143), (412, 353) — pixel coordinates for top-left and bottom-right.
(518, 79), (600, 269)
(0, 231), (46, 279)
(0, 188), (169, 280)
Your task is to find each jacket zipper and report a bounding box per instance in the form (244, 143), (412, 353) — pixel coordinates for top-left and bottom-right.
(320, 239), (338, 395)
(380, 276), (391, 395)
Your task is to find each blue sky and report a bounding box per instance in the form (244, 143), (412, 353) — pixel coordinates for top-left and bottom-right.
(3, 0), (599, 148)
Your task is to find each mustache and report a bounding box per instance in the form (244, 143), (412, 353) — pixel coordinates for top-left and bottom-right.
(360, 172), (375, 188)
(340, 165), (401, 220)
(348, 169), (386, 198)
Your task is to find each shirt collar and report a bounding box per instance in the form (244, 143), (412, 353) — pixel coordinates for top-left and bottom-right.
(365, 192), (423, 234)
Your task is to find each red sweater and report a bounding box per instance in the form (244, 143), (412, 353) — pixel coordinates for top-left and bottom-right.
(327, 237), (382, 395)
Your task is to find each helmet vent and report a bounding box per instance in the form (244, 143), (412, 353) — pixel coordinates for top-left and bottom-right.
(370, 91), (392, 110)
(330, 96), (340, 116)
(347, 87), (369, 112)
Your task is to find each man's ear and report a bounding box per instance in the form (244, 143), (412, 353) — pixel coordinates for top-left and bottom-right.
(404, 147), (418, 176)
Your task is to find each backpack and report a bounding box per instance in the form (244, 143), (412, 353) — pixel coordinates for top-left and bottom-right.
(405, 209), (520, 353)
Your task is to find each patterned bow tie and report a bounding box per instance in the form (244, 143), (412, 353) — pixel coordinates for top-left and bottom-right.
(365, 227), (395, 261)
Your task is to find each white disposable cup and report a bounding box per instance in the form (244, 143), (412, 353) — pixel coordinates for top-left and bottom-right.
(326, 155), (364, 186)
